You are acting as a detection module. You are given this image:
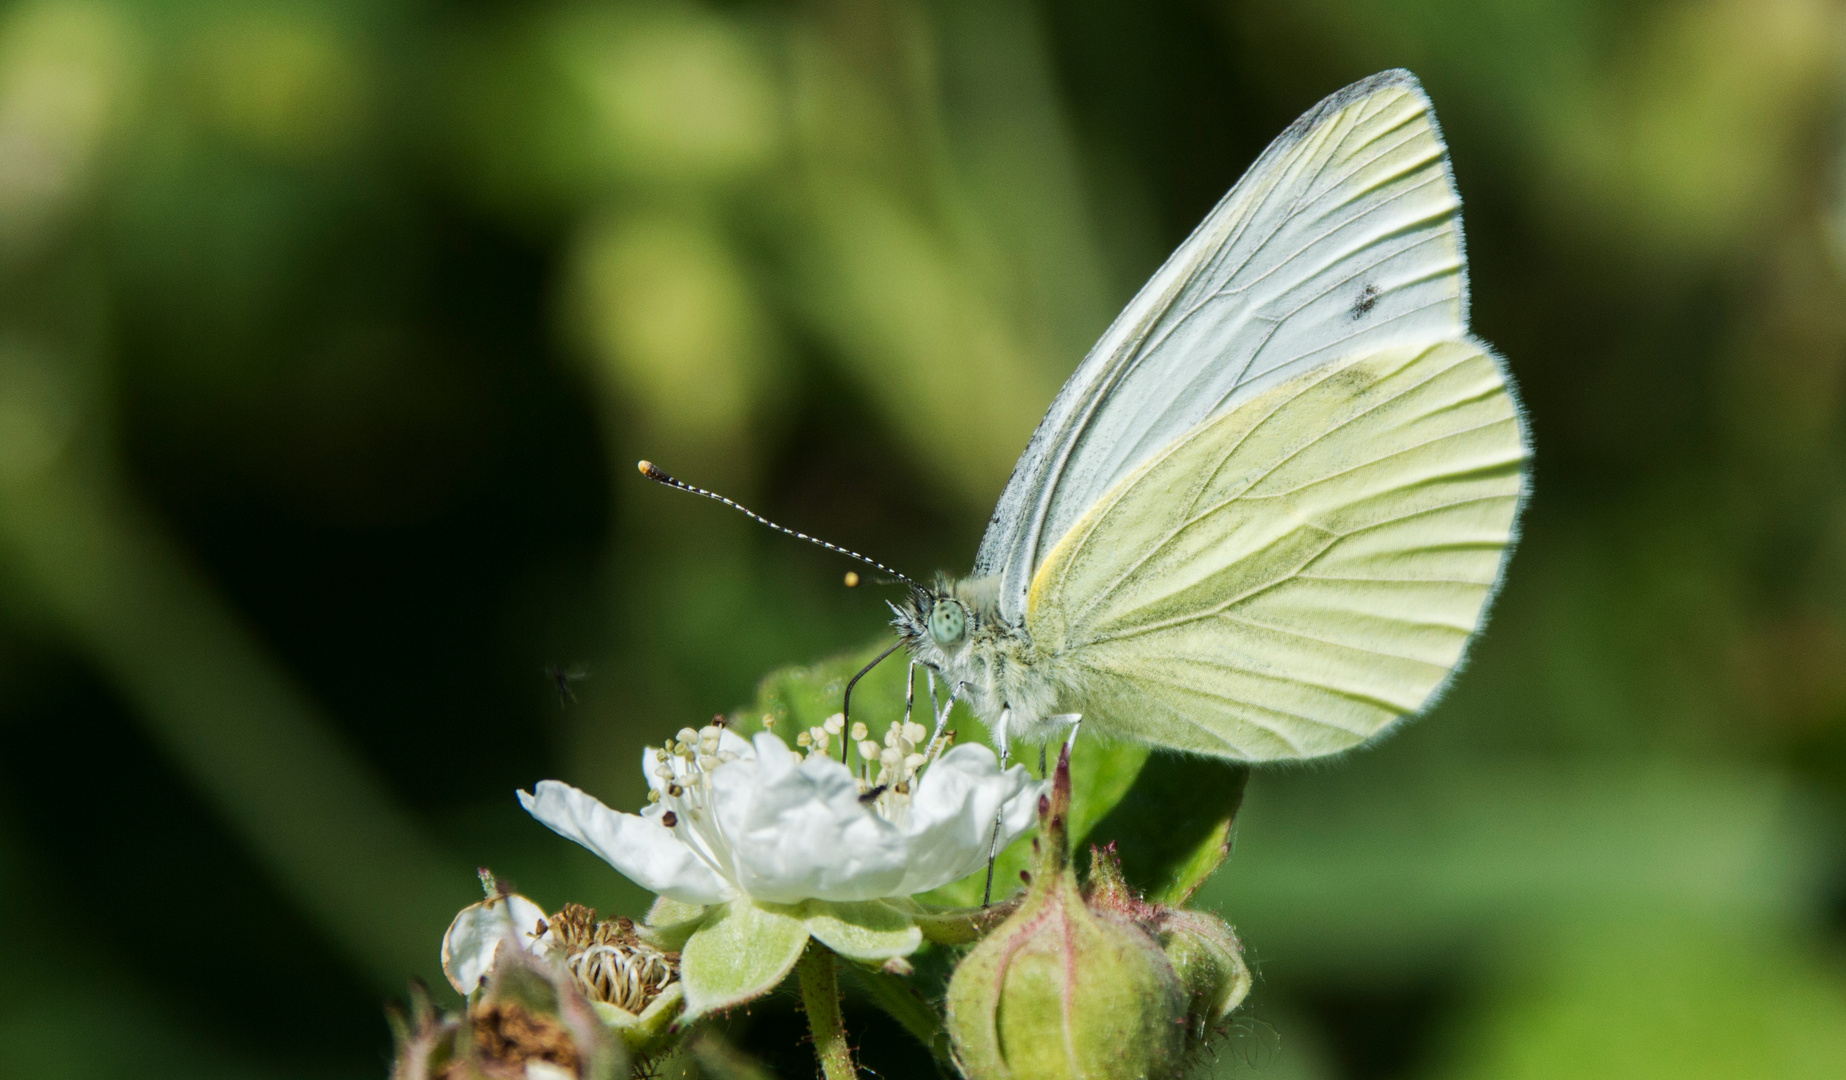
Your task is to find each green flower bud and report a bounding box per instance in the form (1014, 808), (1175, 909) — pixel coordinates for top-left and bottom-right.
(1082, 847), (1250, 1053)
(945, 746), (1187, 1080)
(1156, 909), (1250, 1052)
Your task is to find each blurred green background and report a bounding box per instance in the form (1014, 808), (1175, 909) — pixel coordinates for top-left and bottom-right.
(2, 0), (1845, 1077)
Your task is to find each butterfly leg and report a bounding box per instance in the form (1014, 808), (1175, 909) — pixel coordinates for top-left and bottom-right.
(903, 660), (917, 730)
(921, 669), (943, 755)
(920, 669), (962, 761)
(981, 709), (1012, 906)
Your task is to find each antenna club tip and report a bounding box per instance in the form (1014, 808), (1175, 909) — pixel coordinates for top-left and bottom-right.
(844, 571), (861, 588)
(636, 460), (655, 476)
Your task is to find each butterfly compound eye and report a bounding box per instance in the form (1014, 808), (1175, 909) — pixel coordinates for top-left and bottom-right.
(929, 599), (968, 646)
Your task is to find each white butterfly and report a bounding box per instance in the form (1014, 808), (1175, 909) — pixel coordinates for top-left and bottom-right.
(890, 69), (1530, 763)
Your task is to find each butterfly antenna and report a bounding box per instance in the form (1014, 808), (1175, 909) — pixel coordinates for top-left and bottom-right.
(637, 461), (921, 588)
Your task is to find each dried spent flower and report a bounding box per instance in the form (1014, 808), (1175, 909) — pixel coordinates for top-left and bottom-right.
(546, 904), (679, 1017)
(438, 880), (686, 1063)
(400, 920), (626, 1080)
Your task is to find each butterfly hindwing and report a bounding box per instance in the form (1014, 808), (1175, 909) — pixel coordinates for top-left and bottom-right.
(1026, 338), (1526, 761)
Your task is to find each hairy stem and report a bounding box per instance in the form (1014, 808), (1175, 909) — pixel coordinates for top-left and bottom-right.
(797, 943), (856, 1080)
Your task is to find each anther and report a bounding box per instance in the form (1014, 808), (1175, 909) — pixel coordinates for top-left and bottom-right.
(661, 811), (678, 827)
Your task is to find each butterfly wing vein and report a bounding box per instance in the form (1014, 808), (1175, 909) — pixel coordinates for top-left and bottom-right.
(1026, 339), (1525, 761)
(975, 72), (1473, 633)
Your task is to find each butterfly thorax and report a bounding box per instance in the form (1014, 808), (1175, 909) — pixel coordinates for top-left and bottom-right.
(891, 576), (1070, 753)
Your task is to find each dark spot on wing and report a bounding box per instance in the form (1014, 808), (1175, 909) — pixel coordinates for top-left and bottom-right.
(1351, 283), (1380, 319)
(1319, 359), (1380, 402)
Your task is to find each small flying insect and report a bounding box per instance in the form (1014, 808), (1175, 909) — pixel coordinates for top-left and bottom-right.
(545, 664), (589, 707)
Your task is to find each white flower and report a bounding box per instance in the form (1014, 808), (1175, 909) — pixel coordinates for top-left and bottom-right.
(518, 724), (1044, 906)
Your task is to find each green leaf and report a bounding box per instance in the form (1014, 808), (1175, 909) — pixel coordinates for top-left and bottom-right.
(730, 640), (914, 737)
(796, 899), (922, 961)
(917, 735), (1152, 908)
(1082, 753), (1249, 904)
(678, 900), (810, 1018)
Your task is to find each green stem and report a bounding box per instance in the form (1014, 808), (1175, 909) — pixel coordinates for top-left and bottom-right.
(796, 943), (857, 1080)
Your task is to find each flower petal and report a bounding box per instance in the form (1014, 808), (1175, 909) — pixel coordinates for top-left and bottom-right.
(710, 733), (908, 903)
(519, 781), (736, 904)
(679, 900), (810, 1019)
(440, 892), (549, 994)
(893, 743), (1045, 896)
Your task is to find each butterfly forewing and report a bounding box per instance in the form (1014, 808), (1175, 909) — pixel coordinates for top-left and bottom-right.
(1026, 340), (1526, 761)
(976, 70), (1469, 623)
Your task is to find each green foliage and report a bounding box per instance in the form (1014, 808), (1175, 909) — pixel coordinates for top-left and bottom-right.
(1086, 753), (1249, 905)
(1439, 920), (1846, 1080)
